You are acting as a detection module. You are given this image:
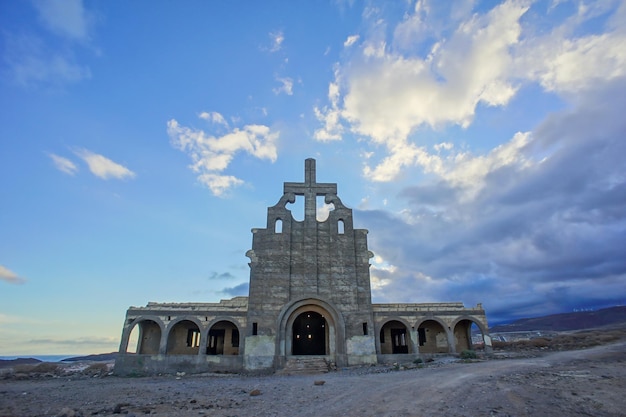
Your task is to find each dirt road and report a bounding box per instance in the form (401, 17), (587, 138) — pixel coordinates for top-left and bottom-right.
(1, 341), (624, 417)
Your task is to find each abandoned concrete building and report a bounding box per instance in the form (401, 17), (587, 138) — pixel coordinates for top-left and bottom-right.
(115, 159), (491, 375)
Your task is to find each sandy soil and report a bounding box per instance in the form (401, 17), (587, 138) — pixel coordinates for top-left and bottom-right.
(1, 340), (625, 417)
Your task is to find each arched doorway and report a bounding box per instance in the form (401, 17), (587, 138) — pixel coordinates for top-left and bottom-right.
(453, 319), (487, 352)
(166, 319), (201, 355)
(292, 311), (327, 355)
(417, 319), (449, 353)
(207, 320), (240, 355)
(279, 298), (344, 362)
(125, 319), (161, 354)
(379, 320), (410, 354)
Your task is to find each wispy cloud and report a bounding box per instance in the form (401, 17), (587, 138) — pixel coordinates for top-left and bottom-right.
(0, 265), (26, 285)
(32, 0), (92, 42)
(74, 149), (135, 180)
(167, 112), (279, 196)
(268, 30), (284, 52)
(48, 153), (78, 175)
(4, 33), (91, 88)
(208, 271), (237, 280)
(28, 336), (118, 347)
(3, 0), (95, 88)
(273, 76), (294, 95)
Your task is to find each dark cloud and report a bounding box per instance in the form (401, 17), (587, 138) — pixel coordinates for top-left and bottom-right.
(207, 272), (237, 280)
(361, 78), (626, 323)
(221, 282), (249, 297)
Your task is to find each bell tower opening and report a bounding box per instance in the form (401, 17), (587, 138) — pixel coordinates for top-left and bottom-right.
(292, 311), (327, 355)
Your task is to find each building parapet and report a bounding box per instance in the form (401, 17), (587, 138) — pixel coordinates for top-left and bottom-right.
(130, 296), (249, 311)
(372, 302), (483, 313)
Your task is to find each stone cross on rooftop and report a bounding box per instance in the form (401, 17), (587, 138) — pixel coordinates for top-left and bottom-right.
(284, 158), (337, 222)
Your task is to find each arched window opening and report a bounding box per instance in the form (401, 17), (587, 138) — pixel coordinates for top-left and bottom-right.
(207, 320), (240, 355)
(338, 219), (345, 234)
(316, 196), (335, 221)
(275, 218), (283, 233)
(287, 195), (304, 221)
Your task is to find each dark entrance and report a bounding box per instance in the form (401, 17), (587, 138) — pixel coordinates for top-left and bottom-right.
(391, 328), (408, 354)
(292, 311), (326, 355)
(207, 329), (225, 355)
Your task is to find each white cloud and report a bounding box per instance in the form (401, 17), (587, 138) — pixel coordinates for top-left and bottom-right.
(516, 30), (626, 93)
(344, 34), (360, 47)
(269, 31), (284, 52)
(313, 81), (343, 141)
(167, 115), (279, 196)
(32, 0), (92, 42)
(0, 265), (26, 285)
(343, 1), (527, 144)
(316, 0), (626, 185)
(48, 153), (78, 175)
(273, 77), (294, 95)
(199, 111), (229, 126)
(74, 149), (136, 180)
(443, 131), (532, 193)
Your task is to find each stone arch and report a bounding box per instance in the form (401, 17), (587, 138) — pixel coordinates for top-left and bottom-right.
(377, 318), (413, 354)
(416, 317), (451, 354)
(120, 317), (164, 354)
(206, 318), (243, 355)
(277, 297), (345, 359)
(166, 318), (203, 355)
(451, 315), (489, 353)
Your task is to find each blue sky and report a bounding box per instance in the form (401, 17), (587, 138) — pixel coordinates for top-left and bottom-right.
(1, 0), (625, 355)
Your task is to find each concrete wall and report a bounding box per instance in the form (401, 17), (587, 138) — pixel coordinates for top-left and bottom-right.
(114, 354), (243, 376)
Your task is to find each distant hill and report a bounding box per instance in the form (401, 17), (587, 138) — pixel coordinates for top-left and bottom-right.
(490, 306), (626, 333)
(0, 357), (41, 369)
(62, 352), (118, 362)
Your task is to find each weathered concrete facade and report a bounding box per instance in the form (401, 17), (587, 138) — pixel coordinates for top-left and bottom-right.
(115, 159), (490, 375)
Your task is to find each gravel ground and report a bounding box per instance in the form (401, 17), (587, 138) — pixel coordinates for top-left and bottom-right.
(1, 340), (625, 417)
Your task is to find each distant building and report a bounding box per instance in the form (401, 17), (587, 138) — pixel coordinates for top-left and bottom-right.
(115, 159), (491, 375)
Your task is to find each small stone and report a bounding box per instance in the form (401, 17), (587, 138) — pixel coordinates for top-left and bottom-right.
(56, 408), (83, 417)
(313, 380), (325, 386)
(249, 389), (262, 396)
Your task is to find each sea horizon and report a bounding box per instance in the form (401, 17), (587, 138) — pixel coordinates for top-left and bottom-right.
(0, 354), (88, 362)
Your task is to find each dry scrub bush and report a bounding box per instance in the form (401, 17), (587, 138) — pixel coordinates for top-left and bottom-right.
(31, 362), (60, 374)
(12, 364), (36, 373)
(13, 362), (60, 375)
(83, 363), (109, 375)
